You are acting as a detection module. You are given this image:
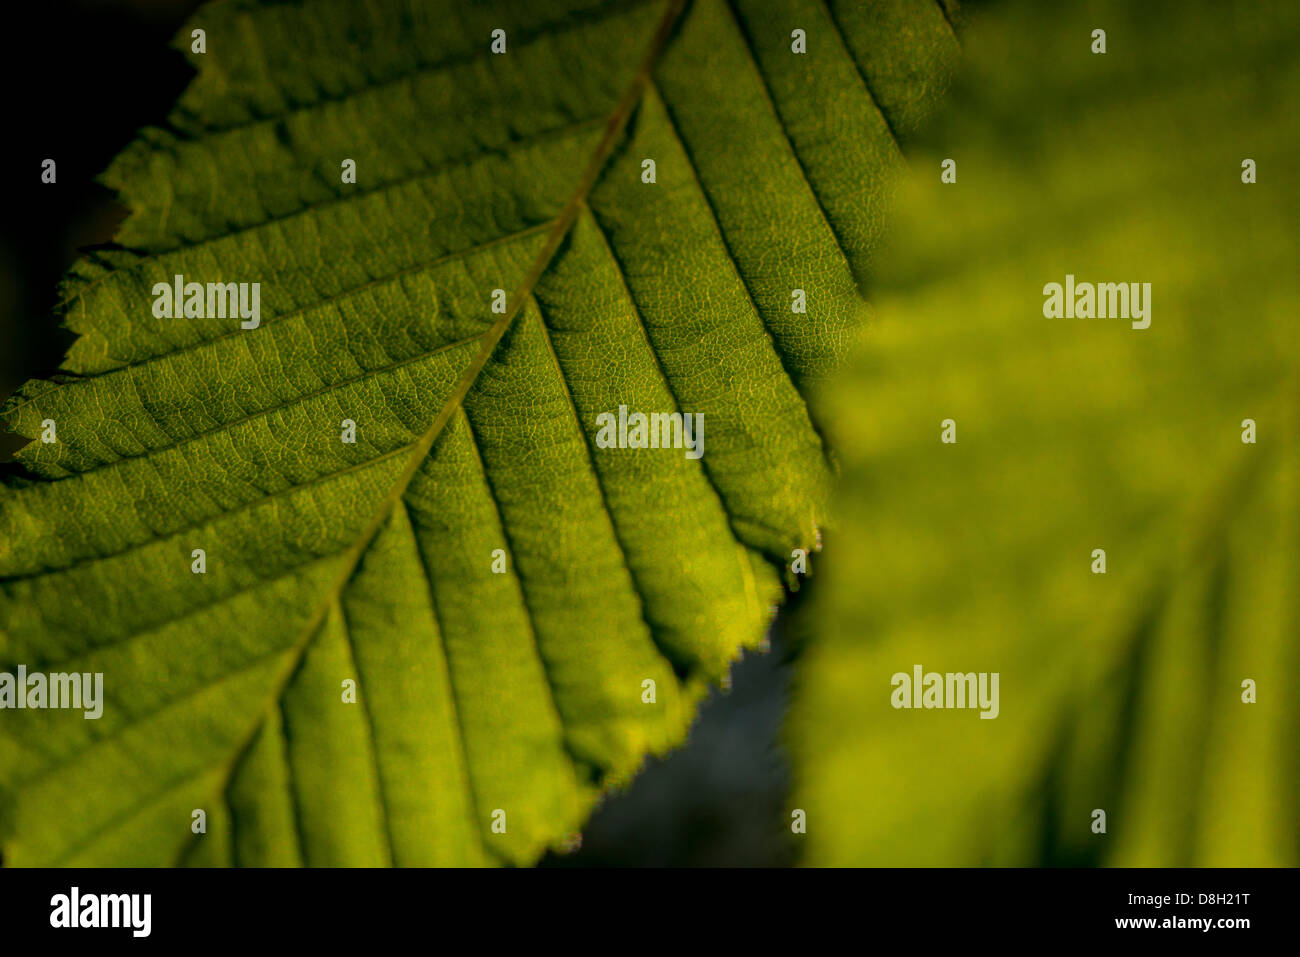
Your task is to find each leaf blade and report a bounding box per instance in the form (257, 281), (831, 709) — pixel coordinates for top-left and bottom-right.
(0, 0), (958, 865)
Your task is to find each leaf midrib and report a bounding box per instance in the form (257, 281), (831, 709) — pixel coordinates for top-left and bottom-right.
(167, 0), (690, 867)
(10, 0), (895, 864)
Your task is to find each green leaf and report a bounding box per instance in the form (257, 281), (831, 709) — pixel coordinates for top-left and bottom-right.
(0, 0), (957, 865)
(790, 0), (1300, 865)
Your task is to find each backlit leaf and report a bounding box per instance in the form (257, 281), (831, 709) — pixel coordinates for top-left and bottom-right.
(0, 0), (958, 865)
(790, 0), (1298, 866)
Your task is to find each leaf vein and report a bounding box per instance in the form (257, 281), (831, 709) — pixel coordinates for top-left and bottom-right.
(646, 79), (833, 468)
(60, 121), (604, 310)
(819, 0), (905, 152)
(529, 293), (688, 676)
(721, 0), (859, 284)
(7, 223), (550, 418)
(401, 498), (496, 865)
(335, 594), (398, 866)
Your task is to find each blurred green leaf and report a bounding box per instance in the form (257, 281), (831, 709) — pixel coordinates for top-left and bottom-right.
(791, 0), (1299, 866)
(0, 0), (958, 865)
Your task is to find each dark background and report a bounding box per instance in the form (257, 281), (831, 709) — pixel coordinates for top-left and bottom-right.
(0, 0), (800, 867)
(0, 0), (202, 460)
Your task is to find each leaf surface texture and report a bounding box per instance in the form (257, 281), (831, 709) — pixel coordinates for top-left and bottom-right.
(0, 0), (957, 865)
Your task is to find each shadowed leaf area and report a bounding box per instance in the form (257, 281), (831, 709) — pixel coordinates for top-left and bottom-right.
(790, 0), (1299, 866)
(0, 0), (957, 865)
